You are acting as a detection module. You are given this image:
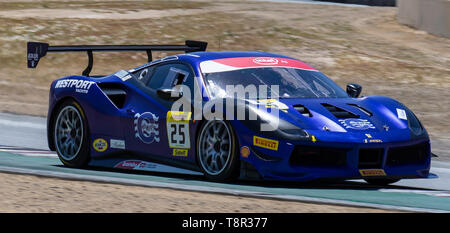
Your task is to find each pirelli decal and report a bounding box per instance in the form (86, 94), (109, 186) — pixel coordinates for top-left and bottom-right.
(359, 169), (387, 177)
(253, 136), (279, 151)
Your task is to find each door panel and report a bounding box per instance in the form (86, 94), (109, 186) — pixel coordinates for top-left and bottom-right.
(122, 62), (197, 162)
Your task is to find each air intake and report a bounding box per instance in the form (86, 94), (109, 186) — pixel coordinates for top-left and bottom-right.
(386, 142), (429, 166)
(98, 83), (127, 109)
(347, 104), (373, 116)
(293, 104), (312, 117)
(321, 103), (359, 119)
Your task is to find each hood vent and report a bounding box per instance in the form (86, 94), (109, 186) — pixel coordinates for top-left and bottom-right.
(321, 103), (359, 119)
(293, 104), (312, 117)
(347, 103), (373, 116)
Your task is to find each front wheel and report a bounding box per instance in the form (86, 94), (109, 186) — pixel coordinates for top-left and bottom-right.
(53, 100), (90, 167)
(196, 120), (240, 181)
(364, 178), (400, 186)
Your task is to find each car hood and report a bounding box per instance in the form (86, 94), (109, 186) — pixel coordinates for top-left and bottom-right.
(264, 96), (422, 143)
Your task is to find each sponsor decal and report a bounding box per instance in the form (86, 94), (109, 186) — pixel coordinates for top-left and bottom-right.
(167, 111), (191, 149)
(363, 134), (382, 143)
(396, 108), (407, 120)
(114, 160), (141, 169)
(114, 160), (157, 170)
(110, 139), (125, 149)
(338, 119), (376, 130)
(253, 136), (279, 151)
(112, 159), (202, 175)
(55, 79), (95, 94)
(200, 57), (317, 74)
(173, 148), (188, 157)
(253, 99), (289, 110)
(359, 169), (387, 177)
(114, 70), (132, 81)
(240, 146), (250, 158)
(134, 112), (160, 144)
(93, 138), (108, 152)
(253, 57), (279, 65)
(364, 139), (383, 143)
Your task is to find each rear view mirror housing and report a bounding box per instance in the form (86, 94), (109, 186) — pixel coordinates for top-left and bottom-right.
(157, 88), (183, 101)
(346, 83), (362, 98)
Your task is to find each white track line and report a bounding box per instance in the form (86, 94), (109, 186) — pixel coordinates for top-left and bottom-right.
(0, 119), (46, 129)
(18, 153), (57, 158)
(0, 148), (57, 158)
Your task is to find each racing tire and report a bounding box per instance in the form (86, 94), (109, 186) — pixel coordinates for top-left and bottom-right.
(196, 120), (240, 182)
(364, 178), (400, 186)
(53, 99), (90, 168)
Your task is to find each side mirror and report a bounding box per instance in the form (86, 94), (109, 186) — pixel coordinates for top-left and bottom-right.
(346, 83), (362, 98)
(157, 88), (183, 101)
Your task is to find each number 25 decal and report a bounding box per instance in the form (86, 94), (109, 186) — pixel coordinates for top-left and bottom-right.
(167, 111), (191, 149)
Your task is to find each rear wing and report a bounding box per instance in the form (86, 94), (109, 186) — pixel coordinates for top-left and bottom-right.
(27, 40), (207, 76)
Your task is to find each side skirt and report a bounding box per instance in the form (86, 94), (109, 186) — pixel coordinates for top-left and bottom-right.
(88, 150), (203, 176)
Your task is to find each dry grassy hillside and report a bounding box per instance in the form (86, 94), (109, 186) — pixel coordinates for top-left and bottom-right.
(0, 0), (449, 140)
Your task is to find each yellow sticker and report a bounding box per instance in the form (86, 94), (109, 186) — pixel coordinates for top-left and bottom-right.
(167, 111), (191, 149)
(173, 148), (188, 157)
(167, 111), (191, 123)
(93, 138), (108, 152)
(364, 139), (383, 143)
(240, 146), (250, 158)
(253, 136), (279, 151)
(256, 99), (289, 110)
(359, 169), (386, 177)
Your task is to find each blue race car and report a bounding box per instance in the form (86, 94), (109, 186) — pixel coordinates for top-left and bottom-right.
(27, 40), (433, 185)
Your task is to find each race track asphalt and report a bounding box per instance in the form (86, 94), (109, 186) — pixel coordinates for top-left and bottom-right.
(1, 112), (450, 212)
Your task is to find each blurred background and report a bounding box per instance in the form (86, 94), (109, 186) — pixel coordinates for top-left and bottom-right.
(0, 0), (448, 154)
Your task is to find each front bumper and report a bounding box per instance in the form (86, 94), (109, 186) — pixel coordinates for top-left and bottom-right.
(239, 134), (431, 181)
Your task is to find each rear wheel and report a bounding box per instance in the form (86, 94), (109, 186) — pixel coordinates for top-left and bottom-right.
(53, 100), (90, 167)
(364, 178), (400, 186)
(196, 120), (239, 181)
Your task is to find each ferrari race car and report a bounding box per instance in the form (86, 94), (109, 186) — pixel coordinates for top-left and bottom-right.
(27, 40), (433, 185)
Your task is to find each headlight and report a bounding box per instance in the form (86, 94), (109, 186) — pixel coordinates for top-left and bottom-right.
(398, 103), (427, 138)
(405, 107), (424, 136)
(243, 104), (311, 140)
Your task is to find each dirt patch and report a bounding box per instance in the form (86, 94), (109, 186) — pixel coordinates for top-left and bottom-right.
(0, 172), (399, 212)
(0, 8), (209, 20)
(0, 1), (448, 140)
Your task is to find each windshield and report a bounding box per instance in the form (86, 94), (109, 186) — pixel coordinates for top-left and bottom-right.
(203, 67), (348, 99)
